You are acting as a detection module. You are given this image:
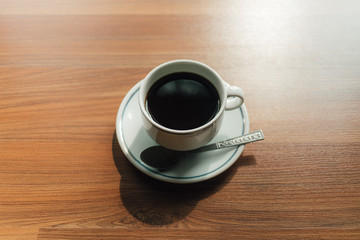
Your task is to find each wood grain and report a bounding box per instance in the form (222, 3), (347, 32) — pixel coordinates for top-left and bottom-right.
(1, 0), (359, 239)
(37, 228), (360, 240)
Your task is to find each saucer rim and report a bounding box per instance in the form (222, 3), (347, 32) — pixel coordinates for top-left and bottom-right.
(115, 80), (250, 184)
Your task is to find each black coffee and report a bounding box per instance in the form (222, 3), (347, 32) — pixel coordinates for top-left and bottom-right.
(146, 72), (220, 130)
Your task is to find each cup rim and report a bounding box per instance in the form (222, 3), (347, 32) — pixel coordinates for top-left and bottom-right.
(139, 59), (227, 135)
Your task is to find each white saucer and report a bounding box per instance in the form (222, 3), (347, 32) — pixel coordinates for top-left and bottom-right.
(115, 80), (250, 184)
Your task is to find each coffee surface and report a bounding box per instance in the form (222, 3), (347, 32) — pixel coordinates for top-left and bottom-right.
(146, 72), (220, 130)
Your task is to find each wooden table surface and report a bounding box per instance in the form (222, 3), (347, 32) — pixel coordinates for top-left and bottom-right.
(1, 0), (359, 239)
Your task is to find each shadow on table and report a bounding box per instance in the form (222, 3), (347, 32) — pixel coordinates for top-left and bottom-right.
(112, 131), (256, 226)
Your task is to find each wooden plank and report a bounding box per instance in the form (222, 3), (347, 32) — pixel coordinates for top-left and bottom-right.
(37, 228), (360, 240)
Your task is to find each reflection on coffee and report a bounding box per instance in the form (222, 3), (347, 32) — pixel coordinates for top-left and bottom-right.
(146, 72), (220, 130)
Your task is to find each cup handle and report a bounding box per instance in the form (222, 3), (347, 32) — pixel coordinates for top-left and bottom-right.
(225, 86), (244, 110)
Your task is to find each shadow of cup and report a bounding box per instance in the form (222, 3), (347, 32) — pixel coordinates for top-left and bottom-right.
(112, 131), (256, 226)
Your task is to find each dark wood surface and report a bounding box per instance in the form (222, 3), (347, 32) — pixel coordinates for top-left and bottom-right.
(1, 0), (359, 239)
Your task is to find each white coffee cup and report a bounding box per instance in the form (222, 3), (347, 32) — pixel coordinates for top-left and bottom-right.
(139, 59), (244, 151)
